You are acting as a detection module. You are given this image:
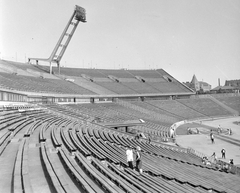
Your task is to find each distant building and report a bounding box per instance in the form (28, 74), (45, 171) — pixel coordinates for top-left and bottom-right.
(211, 85), (237, 93)
(211, 79), (240, 93)
(225, 79), (240, 88)
(183, 75), (211, 93)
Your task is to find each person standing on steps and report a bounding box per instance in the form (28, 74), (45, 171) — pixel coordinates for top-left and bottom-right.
(148, 134), (151, 144)
(135, 146), (143, 175)
(126, 146), (134, 169)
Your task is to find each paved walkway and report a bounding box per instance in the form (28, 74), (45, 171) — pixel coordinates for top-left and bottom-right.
(176, 116), (240, 166)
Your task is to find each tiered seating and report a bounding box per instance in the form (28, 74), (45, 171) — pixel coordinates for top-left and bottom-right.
(0, 60), (36, 77)
(1, 105), (240, 193)
(100, 102), (167, 124)
(1, 60), (195, 95)
(0, 108), (51, 192)
(120, 82), (160, 94)
(146, 99), (207, 119)
(98, 69), (134, 78)
(177, 98), (232, 117)
(0, 72), (96, 95)
(1, 60), (35, 71)
(148, 82), (189, 93)
(95, 82), (139, 94)
(72, 77), (117, 95)
(127, 70), (162, 78)
(130, 101), (181, 121)
(66, 102), (172, 138)
(0, 60), (58, 79)
(68, 103), (132, 123)
(53, 66), (107, 78)
(212, 95), (240, 113)
(45, 104), (91, 121)
(98, 102), (172, 137)
(68, 121), (240, 192)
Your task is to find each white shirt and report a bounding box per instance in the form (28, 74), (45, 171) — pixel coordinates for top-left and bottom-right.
(126, 149), (133, 162)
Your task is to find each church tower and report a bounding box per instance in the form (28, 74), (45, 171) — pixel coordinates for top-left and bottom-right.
(191, 74), (200, 91)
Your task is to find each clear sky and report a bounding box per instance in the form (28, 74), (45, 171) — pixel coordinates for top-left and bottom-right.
(1, 0), (240, 88)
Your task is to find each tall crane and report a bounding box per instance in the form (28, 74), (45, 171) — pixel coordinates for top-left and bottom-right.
(28, 5), (86, 74)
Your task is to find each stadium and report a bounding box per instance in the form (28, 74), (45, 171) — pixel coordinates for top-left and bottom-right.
(1, 2), (240, 193)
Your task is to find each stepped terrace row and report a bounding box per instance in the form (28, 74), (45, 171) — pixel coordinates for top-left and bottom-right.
(1, 105), (239, 193)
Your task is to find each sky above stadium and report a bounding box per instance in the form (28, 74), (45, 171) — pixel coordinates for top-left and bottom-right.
(1, 0), (240, 88)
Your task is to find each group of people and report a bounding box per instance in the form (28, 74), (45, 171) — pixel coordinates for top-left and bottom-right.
(135, 133), (151, 144)
(202, 156), (211, 165)
(211, 149), (226, 160)
(202, 150), (234, 171)
(187, 127), (199, 135)
(126, 146), (143, 174)
(217, 125), (232, 135)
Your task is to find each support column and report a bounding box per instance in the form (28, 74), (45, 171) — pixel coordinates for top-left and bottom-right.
(49, 62), (52, 74)
(57, 62), (60, 75)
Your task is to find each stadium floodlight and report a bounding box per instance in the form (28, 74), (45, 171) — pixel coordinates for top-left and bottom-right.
(28, 5), (86, 74)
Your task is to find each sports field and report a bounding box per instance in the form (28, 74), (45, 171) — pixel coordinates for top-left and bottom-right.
(176, 117), (240, 166)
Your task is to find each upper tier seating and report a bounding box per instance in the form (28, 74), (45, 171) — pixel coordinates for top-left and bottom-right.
(0, 72), (96, 95)
(95, 82), (139, 94)
(0, 60), (59, 78)
(120, 82), (160, 94)
(53, 67), (107, 78)
(127, 69), (163, 78)
(0, 60), (194, 95)
(71, 77), (117, 95)
(149, 82), (191, 93)
(98, 69), (134, 78)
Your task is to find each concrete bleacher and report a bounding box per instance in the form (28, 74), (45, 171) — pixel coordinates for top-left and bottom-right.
(0, 60), (58, 79)
(95, 82), (139, 95)
(98, 69), (134, 78)
(177, 98), (233, 117)
(148, 82), (190, 93)
(130, 101), (181, 121)
(71, 77), (117, 95)
(0, 72), (96, 95)
(146, 99), (207, 120)
(1, 60), (240, 192)
(127, 69), (163, 78)
(121, 82), (160, 94)
(53, 66), (107, 78)
(1, 104), (240, 193)
(212, 94), (240, 114)
(0, 60), (195, 96)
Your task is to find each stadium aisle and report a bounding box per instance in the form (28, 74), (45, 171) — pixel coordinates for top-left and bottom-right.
(0, 142), (19, 192)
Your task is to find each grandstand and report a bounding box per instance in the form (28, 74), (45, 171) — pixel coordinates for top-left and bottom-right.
(1, 5), (240, 193)
(1, 57), (240, 193)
